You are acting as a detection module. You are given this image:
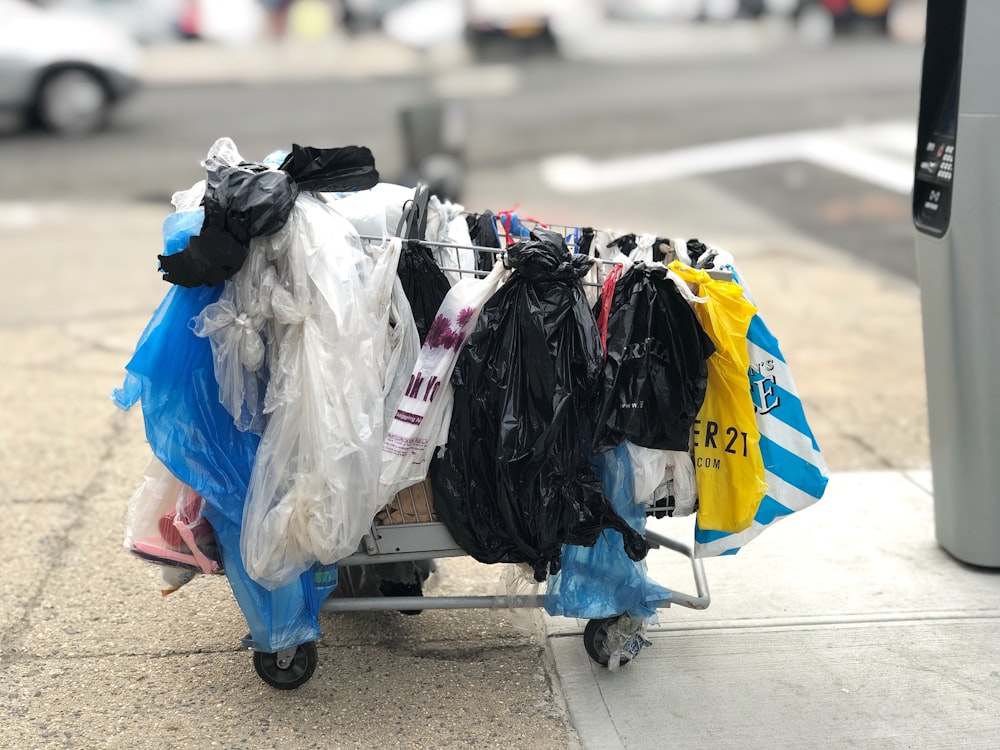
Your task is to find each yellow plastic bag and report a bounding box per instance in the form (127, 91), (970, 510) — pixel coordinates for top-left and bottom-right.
(670, 262), (767, 532)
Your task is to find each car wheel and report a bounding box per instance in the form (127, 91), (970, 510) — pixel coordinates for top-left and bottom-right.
(36, 68), (111, 136)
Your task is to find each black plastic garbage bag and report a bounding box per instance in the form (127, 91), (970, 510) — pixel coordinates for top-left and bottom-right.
(466, 210), (502, 271)
(160, 164), (298, 287)
(396, 187), (452, 343)
(160, 144), (379, 288)
(278, 144), (379, 193)
(397, 243), (451, 343)
(592, 263), (714, 452)
(430, 228), (649, 582)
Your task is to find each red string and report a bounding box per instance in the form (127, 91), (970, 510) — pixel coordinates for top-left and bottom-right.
(496, 207), (548, 247)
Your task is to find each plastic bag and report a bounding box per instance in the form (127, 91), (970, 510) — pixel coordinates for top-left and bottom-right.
(466, 211), (502, 272)
(426, 195), (477, 286)
(603, 613), (653, 671)
(381, 260), (510, 497)
(495, 563), (544, 634)
(239, 196), (411, 590)
(544, 444), (671, 620)
(626, 443), (698, 518)
(430, 229), (649, 582)
(670, 261), (767, 533)
(191, 244), (276, 433)
(158, 139), (297, 288)
(398, 239), (452, 343)
(113, 200), (333, 653)
(320, 184), (423, 438)
(592, 263), (715, 453)
(158, 139), (380, 288)
(277, 144), (379, 193)
(124, 457), (220, 576)
(694, 265), (830, 556)
(321, 181), (415, 242)
(380, 273), (422, 436)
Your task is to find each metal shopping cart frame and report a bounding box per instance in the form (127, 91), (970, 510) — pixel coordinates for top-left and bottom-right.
(251, 492), (711, 688)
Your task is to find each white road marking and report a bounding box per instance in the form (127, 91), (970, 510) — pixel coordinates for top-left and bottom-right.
(541, 120), (918, 195)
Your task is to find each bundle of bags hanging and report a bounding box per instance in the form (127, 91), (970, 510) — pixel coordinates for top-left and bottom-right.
(115, 134), (824, 640)
(115, 137), (500, 598)
(429, 228), (651, 583)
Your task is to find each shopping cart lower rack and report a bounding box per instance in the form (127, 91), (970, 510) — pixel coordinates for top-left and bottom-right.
(246, 482), (711, 689)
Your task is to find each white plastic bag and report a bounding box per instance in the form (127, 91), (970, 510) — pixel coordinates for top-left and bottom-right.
(124, 457), (220, 577)
(625, 443), (698, 518)
(320, 185), (422, 436)
(628, 233), (658, 265)
(625, 442), (671, 504)
(425, 195), (477, 286)
(192, 250), (277, 433)
(240, 196), (412, 590)
(381, 260), (509, 497)
(320, 182), (415, 244)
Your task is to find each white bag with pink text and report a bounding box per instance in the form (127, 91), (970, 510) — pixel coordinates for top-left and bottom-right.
(381, 261), (509, 498)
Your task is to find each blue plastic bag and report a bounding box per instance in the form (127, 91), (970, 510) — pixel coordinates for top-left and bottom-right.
(114, 210), (335, 652)
(544, 444), (671, 620)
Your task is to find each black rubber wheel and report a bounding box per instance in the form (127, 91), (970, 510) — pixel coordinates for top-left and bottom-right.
(253, 641), (318, 689)
(583, 616), (630, 669)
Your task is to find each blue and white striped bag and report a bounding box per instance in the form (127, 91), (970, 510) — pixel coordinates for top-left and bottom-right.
(693, 270), (829, 557)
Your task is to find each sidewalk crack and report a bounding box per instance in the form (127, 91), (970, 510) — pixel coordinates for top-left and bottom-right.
(0, 411), (133, 668)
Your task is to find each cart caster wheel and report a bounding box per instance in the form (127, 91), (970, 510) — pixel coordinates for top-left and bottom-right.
(583, 616), (630, 669)
(253, 641), (318, 689)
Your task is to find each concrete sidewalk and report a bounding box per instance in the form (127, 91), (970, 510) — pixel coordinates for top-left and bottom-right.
(546, 470), (1000, 749)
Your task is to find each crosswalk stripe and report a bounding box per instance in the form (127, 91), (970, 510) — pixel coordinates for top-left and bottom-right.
(541, 120), (917, 195)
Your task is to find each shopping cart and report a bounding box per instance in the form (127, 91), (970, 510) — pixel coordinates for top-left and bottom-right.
(245, 215), (716, 689)
(249, 480), (711, 688)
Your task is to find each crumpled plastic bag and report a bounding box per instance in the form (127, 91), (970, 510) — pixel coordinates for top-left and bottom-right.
(320, 183), (423, 438)
(113, 204), (328, 653)
(124, 456), (221, 577)
(626, 442), (698, 518)
(430, 228), (649, 582)
(239, 195), (417, 590)
(465, 211), (502, 272)
(398, 239), (452, 344)
(191, 246), (277, 434)
(425, 194), (477, 286)
(592, 262), (714, 453)
(544, 444), (671, 620)
(158, 138), (380, 288)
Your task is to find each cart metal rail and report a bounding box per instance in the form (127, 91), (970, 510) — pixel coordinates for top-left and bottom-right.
(251, 466), (711, 688)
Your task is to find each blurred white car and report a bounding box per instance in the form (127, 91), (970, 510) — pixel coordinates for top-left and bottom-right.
(0, 0), (141, 135)
(51, 0), (184, 43)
